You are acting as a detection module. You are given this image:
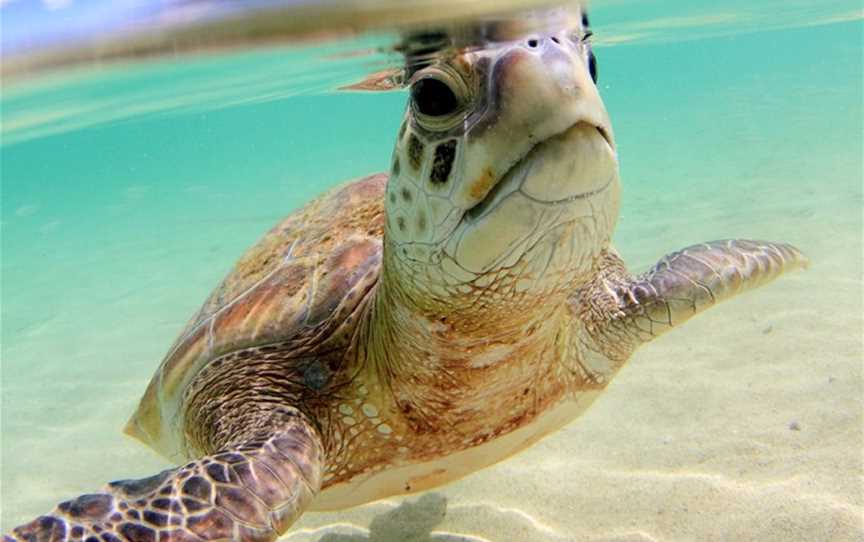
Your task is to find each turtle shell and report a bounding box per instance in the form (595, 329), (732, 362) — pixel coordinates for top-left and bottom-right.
(125, 174), (387, 461)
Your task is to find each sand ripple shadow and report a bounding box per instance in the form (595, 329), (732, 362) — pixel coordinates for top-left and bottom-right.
(317, 493), (478, 542)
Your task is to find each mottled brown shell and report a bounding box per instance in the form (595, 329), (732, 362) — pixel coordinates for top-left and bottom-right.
(125, 174), (387, 460)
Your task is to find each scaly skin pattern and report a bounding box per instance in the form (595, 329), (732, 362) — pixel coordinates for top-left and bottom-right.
(571, 242), (808, 373)
(6, 9), (808, 542)
(7, 412), (322, 542)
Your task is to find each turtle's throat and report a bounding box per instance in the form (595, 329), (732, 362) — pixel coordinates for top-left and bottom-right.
(369, 263), (571, 384)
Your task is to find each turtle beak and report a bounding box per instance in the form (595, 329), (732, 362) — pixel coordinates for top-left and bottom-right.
(454, 35), (614, 213)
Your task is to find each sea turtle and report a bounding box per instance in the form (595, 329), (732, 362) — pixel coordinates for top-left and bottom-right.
(7, 10), (807, 542)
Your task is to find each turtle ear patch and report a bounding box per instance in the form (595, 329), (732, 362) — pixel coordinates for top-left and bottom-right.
(430, 140), (457, 185)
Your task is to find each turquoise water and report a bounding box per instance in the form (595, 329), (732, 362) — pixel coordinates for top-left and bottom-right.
(2, 2), (862, 540)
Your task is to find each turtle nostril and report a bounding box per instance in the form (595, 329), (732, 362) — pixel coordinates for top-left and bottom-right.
(550, 36), (560, 44)
(527, 39), (539, 48)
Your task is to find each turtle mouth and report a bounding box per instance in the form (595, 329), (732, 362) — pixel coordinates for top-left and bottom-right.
(464, 121), (614, 222)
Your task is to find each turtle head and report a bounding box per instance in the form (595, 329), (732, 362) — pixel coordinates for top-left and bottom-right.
(384, 14), (620, 314)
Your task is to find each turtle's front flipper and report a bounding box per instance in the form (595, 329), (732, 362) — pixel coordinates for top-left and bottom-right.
(6, 413), (322, 542)
(577, 240), (807, 362)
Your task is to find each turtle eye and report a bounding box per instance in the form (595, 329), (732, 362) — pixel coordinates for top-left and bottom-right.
(411, 77), (459, 117)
